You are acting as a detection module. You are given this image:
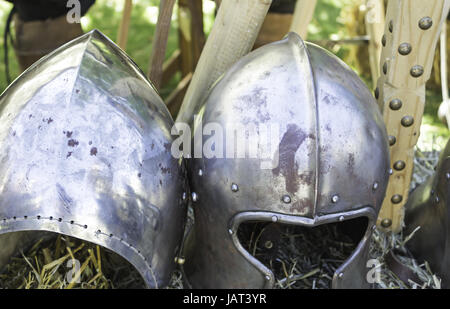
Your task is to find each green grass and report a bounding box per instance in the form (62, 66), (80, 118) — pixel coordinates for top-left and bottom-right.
(0, 0), (447, 150)
(419, 90), (450, 150)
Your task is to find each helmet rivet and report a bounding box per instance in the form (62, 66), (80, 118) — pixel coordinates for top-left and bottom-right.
(381, 34), (386, 47)
(381, 218), (392, 228)
(372, 182), (379, 190)
(388, 20), (394, 33)
(388, 135), (396, 146)
(191, 192), (198, 202)
(271, 216), (278, 223)
(338, 272), (344, 279)
(393, 160), (406, 171)
(391, 194), (403, 204)
(446, 172), (450, 180)
(265, 275), (271, 281)
(282, 195), (291, 204)
(228, 229), (233, 235)
(401, 116), (414, 127)
(418, 17), (433, 30)
(339, 216), (345, 222)
(331, 195), (339, 203)
(398, 43), (412, 55)
(410, 65), (424, 78)
(264, 241), (273, 249)
(389, 99), (402, 110)
(231, 183), (239, 192)
(198, 169), (203, 176)
(383, 62), (388, 75)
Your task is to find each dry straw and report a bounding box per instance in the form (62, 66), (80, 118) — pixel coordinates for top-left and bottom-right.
(0, 149), (441, 289)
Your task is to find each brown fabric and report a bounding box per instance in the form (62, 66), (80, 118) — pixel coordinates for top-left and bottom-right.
(13, 14), (83, 71)
(254, 13), (293, 49)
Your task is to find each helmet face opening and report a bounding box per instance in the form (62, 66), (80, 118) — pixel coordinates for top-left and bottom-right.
(0, 230), (146, 288)
(227, 208), (375, 288)
(236, 216), (368, 288)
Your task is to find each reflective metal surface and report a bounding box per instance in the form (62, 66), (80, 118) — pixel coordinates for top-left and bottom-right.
(0, 30), (188, 288)
(404, 139), (450, 288)
(182, 32), (390, 288)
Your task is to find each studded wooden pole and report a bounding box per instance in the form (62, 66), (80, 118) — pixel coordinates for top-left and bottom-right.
(376, 0), (450, 232)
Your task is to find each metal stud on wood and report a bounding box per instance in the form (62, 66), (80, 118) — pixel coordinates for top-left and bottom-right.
(388, 135), (396, 146)
(375, 0), (450, 232)
(389, 99), (403, 110)
(398, 43), (412, 55)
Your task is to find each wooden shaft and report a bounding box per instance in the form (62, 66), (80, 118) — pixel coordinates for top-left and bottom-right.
(148, 0), (177, 90)
(117, 0), (133, 50)
(441, 22), (449, 101)
(440, 21), (450, 127)
(176, 0), (272, 124)
(187, 0), (206, 66)
(177, 0), (205, 78)
(289, 0), (317, 39)
(178, 0), (194, 77)
(376, 0), (450, 232)
(365, 0), (385, 87)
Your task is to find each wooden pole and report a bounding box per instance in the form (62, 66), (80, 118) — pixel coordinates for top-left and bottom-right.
(176, 0), (272, 124)
(376, 0), (450, 232)
(177, 0), (205, 78)
(187, 0), (206, 66)
(148, 0), (177, 90)
(289, 0), (317, 39)
(117, 0), (133, 50)
(365, 0), (385, 87)
(438, 22), (450, 127)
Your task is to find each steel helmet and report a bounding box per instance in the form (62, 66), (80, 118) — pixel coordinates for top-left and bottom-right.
(404, 139), (450, 287)
(182, 32), (390, 288)
(0, 30), (188, 288)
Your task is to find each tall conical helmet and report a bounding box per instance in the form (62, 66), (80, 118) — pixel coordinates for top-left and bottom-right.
(0, 30), (188, 288)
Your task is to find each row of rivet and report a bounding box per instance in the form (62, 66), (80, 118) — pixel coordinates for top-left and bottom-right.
(194, 167), (382, 230)
(376, 17), (432, 97)
(193, 163), (380, 205)
(189, 182), (379, 205)
(0, 215), (153, 268)
(378, 16), (433, 228)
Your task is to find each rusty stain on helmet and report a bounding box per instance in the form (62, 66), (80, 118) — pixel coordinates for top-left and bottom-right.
(272, 124), (309, 194)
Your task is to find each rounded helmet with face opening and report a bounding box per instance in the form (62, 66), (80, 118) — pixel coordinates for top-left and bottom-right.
(182, 32), (390, 288)
(0, 30), (188, 288)
(404, 138), (450, 288)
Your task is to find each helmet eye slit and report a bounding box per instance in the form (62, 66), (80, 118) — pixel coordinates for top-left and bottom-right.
(237, 217), (368, 289)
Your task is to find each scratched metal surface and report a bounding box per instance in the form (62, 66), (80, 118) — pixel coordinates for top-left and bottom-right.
(182, 32), (390, 289)
(0, 30), (188, 288)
